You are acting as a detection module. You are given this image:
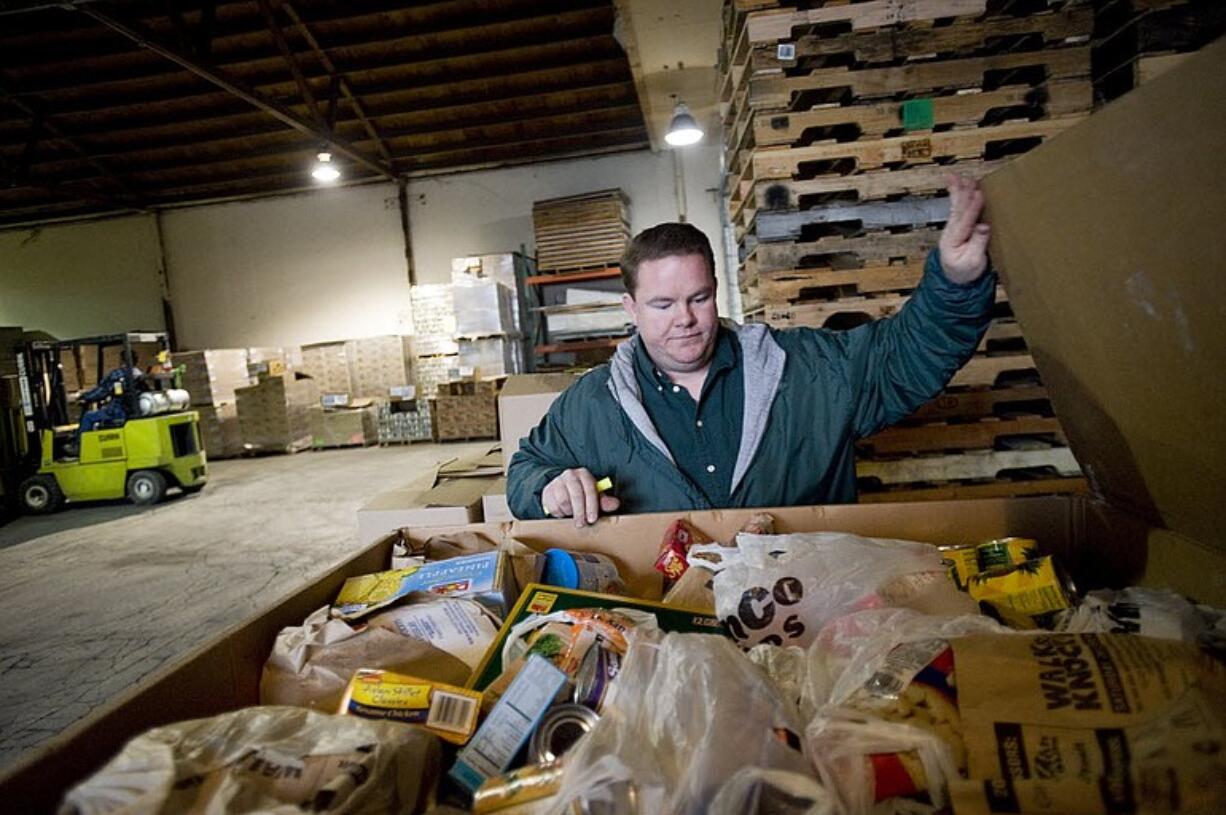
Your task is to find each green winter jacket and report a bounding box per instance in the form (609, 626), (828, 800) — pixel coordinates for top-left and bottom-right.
(507, 249), (995, 519)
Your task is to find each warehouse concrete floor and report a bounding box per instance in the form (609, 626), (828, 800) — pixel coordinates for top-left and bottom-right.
(0, 441), (491, 773)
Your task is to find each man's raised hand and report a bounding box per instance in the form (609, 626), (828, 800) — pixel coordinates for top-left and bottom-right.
(938, 174), (992, 285)
(542, 467), (621, 527)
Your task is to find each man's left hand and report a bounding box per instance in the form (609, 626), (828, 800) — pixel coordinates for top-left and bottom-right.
(938, 174), (992, 285)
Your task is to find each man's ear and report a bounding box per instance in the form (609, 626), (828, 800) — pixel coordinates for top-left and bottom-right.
(622, 292), (638, 325)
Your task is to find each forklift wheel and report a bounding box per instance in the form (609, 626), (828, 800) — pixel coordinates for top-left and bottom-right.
(127, 470), (168, 506)
(19, 475), (64, 515)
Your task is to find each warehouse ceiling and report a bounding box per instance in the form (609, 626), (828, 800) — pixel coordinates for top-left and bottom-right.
(0, 0), (651, 229)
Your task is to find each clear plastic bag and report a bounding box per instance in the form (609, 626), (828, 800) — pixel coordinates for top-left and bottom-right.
(58, 706), (439, 815)
(546, 632), (816, 815)
(712, 532), (951, 650)
(707, 767), (837, 815)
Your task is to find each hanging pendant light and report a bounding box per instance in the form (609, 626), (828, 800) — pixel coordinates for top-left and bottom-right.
(311, 150), (340, 183)
(665, 101), (703, 147)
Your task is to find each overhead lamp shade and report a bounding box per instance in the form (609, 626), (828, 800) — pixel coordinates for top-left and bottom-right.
(665, 102), (703, 147)
(311, 151), (340, 182)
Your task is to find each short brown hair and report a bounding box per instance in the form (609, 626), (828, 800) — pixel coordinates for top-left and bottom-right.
(620, 222), (716, 296)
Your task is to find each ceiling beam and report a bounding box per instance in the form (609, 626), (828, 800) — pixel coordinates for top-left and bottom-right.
(0, 72), (148, 206)
(280, 0), (392, 163)
(71, 4), (396, 181)
(255, 0), (322, 126)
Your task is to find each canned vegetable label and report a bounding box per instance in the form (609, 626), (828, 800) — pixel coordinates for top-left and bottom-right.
(976, 537), (1039, 572)
(967, 555), (1073, 630)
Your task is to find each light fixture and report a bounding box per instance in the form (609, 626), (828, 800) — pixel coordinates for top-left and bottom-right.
(311, 150), (340, 182)
(665, 100), (703, 147)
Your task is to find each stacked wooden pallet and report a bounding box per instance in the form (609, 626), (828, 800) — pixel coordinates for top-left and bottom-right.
(720, 0), (1095, 501)
(532, 189), (631, 273)
(1092, 0), (1226, 103)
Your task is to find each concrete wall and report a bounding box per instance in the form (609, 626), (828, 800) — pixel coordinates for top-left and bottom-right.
(159, 182), (410, 350)
(0, 214), (165, 338)
(0, 144), (731, 347)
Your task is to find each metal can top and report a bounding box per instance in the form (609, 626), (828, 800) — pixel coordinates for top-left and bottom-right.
(530, 703), (599, 765)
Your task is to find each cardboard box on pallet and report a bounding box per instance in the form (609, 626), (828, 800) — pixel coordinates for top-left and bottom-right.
(345, 335), (415, 400)
(432, 380), (501, 441)
(170, 349), (251, 406)
(195, 403), (242, 459)
(3, 44), (1225, 814)
(235, 374), (319, 452)
(299, 341), (352, 395)
(309, 403), (377, 449)
(456, 336), (523, 379)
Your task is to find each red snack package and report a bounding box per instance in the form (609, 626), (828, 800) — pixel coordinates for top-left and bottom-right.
(655, 519), (712, 585)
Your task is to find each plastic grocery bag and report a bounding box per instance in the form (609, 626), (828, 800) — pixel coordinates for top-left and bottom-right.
(707, 768), (837, 815)
(800, 610), (1008, 815)
(260, 605), (471, 712)
(546, 632), (817, 815)
(1053, 586), (1216, 642)
(711, 532), (952, 649)
(58, 706), (439, 815)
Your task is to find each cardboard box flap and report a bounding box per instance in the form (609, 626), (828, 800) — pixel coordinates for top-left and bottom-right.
(982, 38), (1226, 551)
(421, 477), (493, 508)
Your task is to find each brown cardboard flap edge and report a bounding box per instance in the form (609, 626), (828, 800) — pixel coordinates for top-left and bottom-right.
(982, 38), (1226, 552)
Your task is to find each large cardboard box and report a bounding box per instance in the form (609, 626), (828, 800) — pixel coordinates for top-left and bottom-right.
(299, 341), (352, 395)
(235, 374), (319, 452)
(451, 277), (517, 338)
(309, 404), (377, 448)
(357, 477), (494, 545)
(195, 403), (242, 459)
(497, 373), (579, 472)
(3, 42), (1225, 813)
(344, 335), (415, 400)
(170, 349), (251, 406)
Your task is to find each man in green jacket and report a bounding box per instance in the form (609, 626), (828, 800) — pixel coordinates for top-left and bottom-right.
(508, 176), (995, 525)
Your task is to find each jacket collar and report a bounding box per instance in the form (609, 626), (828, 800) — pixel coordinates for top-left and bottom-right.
(606, 321), (787, 495)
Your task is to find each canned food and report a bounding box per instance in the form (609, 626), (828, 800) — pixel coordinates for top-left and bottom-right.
(573, 644), (621, 712)
(938, 544), (980, 589)
(976, 537), (1039, 572)
(472, 762), (565, 814)
(530, 703), (599, 764)
(967, 555), (1078, 630)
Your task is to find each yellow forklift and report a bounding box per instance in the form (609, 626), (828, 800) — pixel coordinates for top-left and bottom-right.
(12, 332), (207, 514)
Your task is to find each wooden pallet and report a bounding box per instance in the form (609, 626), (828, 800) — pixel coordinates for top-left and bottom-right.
(858, 415), (1065, 455)
(750, 117), (1082, 183)
(759, 260), (926, 302)
(748, 7), (1093, 74)
(749, 46), (1090, 109)
(951, 353), (1037, 389)
(747, 0), (991, 44)
(755, 195), (952, 242)
(752, 78), (1091, 147)
(857, 476), (1087, 503)
(908, 383), (1051, 423)
(751, 227), (940, 274)
(751, 159), (1003, 216)
(856, 446), (1082, 485)
(765, 285), (1009, 328)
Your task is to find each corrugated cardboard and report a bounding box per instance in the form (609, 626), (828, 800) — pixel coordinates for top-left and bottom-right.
(171, 349), (251, 406)
(235, 374), (319, 452)
(6, 45), (1226, 815)
(356, 478), (492, 544)
(982, 35), (1226, 553)
(481, 478), (513, 523)
(299, 341), (352, 395)
(497, 373), (579, 471)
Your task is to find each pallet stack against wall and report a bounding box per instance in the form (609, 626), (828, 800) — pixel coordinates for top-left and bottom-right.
(1092, 0), (1226, 103)
(530, 190), (633, 368)
(721, 0), (1096, 501)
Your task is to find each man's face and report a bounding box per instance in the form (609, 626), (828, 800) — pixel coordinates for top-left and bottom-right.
(623, 253), (719, 374)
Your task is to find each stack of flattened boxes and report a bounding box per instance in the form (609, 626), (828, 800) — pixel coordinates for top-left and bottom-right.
(722, 0), (1094, 501)
(169, 349), (250, 459)
(234, 372), (318, 454)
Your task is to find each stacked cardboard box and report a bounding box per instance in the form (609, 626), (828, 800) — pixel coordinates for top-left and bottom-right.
(309, 404), (377, 449)
(235, 374), (319, 453)
(722, 0), (1094, 501)
(450, 253), (530, 331)
(345, 335), (414, 400)
(410, 283), (461, 395)
(171, 350), (251, 407)
(195, 403), (242, 459)
(432, 379), (501, 441)
(299, 342), (351, 395)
